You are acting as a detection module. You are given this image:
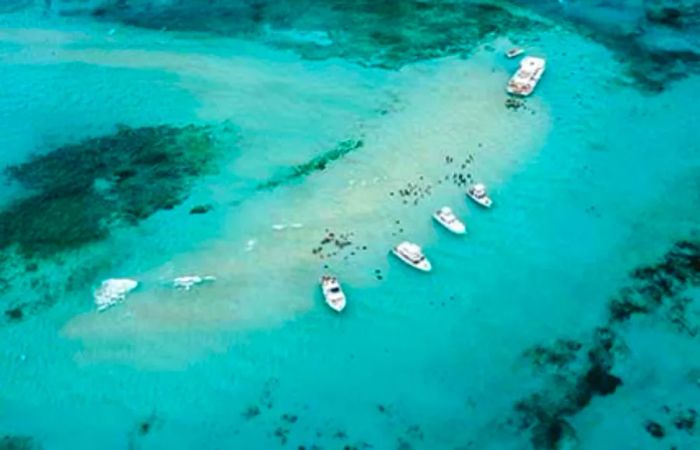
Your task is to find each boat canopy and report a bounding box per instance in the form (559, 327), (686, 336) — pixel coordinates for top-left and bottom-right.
(400, 242), (423, 258)
(521, 56), (545, 70)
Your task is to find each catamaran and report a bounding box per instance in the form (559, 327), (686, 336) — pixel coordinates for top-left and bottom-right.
(467, 183), (493, 208)
(507, 56), (546, 96)
(433, 207), (466, 234)
(391, 241), (432, 272)
(320, 275), (346, 312)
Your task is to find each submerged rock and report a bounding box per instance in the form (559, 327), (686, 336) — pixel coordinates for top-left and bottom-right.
(4, 306), (23, 322)
(189, 204), (213, 215)
(644, 420), (665, 439)
(93, 278), (138, 311)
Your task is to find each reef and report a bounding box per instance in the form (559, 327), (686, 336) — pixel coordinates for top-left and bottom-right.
(257, 139), (363, 191)
(47, 0), (700, 91)
(608, 240), (700, 330)
(39, 1), (700, 91)
(514, 327), (621, 449)
(0, 123), (234, 326)
(514, 238), (700, 448)
(53, 1), (546, 69)
(0, 123), (233, 258)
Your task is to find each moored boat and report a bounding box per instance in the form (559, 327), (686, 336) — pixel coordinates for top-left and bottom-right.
(505, 47), (524, 58)
(320, 275), (346, 312)
(467, 183), (493, 208)
(391, 241), (432, 272)
(507, 56), (546, 96)
(172, 275), (216, 291)
(433, 207), (466, 234)
(94, 278), (138, 312)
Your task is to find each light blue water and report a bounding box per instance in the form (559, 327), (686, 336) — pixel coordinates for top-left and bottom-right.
(1, 4), (700, 450)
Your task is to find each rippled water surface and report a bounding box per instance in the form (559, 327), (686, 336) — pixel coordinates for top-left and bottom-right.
(1, 2), (700, 449)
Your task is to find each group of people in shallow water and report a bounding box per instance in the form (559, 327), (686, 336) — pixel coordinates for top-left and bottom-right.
(387, 154), (477, 209)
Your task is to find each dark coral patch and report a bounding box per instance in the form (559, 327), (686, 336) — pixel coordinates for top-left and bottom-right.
(242, 405), (261, 420)
(515, 328), (621, 448)
(644, 420), (665, 439)
(673, 408), (697, 432)
(0, 435), (40, 450)
(0, 123), (233, 257)
(581, 362), (622, 397)
(524, 338), (582, 370)
(4, 306), (23, 322)
(515, 237), (700, 448)
(608, 240), (700, 326)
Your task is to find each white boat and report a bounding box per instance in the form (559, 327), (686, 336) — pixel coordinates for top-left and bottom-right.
(507, 56), (546, 96)
(320, 275), (347, 312)
(433, 207), (466, 234)
(94, 278), (138, 312)
(467, 183), (493, 208)
(391, 241), (432, 272)
(172, 275), (216, 291)
(505, 47), (524, 58)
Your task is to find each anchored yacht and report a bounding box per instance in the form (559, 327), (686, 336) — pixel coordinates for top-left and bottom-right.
(507, 56), (546, 96)
(392, 241), (432, 272)
(467, 183), (493, 208)
(433, 207), (466, 234)
(320, 275), (346, 312)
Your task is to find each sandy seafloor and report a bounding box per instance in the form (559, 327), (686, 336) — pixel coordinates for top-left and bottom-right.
(1, 3), (700, 450)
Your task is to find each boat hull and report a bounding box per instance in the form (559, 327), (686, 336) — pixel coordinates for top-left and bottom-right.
(325, 297), (346, 312)
(432, 213), (466, 234)
(467, 193), (492, 208)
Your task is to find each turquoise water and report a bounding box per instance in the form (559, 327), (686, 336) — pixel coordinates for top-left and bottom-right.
(1, 2), (700, 449)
